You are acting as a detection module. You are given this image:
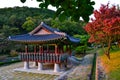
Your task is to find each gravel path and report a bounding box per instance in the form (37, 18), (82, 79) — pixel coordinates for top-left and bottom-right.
(0, 62), (58, 80)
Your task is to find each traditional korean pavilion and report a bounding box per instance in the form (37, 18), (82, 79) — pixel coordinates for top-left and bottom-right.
(9, 22), (80, 72)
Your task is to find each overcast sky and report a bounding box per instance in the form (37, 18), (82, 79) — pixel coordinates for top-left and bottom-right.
(0, 0), (119, 10)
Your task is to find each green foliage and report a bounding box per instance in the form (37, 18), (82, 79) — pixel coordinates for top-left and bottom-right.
(10, 50), (18, 57)
(0, 7), (55, 33)
(1, 25), (11, 37)
(108, 69), (120, 80)
(1, 25), (19, 37)
(75, 45), (87, 54)
(20, 0), (95, 22)
(73, 35), (89, 54)
(74, 34), (89, 44)
(20, 0), (26, 3)
(22, 17), (36, 32)
(50, 19), (86, 35)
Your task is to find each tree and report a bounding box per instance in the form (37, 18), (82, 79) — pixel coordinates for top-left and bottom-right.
(1, 25), (19, 37)
(22, 17), (36, 32)
(20, 0), (95, 22)
(74, 34), (89, 54)
(84, 4), (120, 59)
(50, 19), (86, 35)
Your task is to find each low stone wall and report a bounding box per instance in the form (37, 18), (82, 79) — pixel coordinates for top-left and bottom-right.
(96, 56), (107, 80)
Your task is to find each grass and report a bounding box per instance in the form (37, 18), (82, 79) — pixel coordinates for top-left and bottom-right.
(0, 60), (20, 66)
(99, 47), (120, 80)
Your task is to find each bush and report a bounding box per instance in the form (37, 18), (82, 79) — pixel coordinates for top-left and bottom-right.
(10, 50), (18, 57)
(75, 45), (87, 54)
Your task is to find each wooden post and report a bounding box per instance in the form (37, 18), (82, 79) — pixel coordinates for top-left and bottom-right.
(47, 45), (49, 52)
(42, 46), (44, 54)
(33, 45), (38, 66)
(25, 45), (28, 54)
(55, 44), (58, 54)
(34, 45), (36, 53)
(39, 45), (42, 54)
(25, 45), (28, 61)
(24, 44), (29, 69)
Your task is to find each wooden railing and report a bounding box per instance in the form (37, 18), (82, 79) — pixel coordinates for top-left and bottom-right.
(19, 53), (62, 63)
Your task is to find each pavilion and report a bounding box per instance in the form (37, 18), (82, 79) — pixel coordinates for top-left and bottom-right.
(8, 22), (80, 72)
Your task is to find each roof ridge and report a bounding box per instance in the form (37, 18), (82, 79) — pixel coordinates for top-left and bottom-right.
(29, 23), (42, 35)
(41, 22), (59, 32)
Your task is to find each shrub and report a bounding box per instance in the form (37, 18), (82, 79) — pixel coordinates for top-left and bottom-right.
(75, 45), (87, 54)
(10, 50), (18, 57)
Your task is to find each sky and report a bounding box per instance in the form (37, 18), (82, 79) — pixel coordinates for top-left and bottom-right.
(0, 0), (120, 10)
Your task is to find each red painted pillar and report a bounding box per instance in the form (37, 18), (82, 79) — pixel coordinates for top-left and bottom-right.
(39, 45), (42, 54)
(54, 45), (60, 72)
(24, 44), (29, 69)
(34, 45), (36, 53)
(42, 46), (44, 54)
(25, 45), (28, 53)
(25, 45), (28, 61)
(34, 45), (38, 66)
(55, 45), (58, 63)
(55, 45), (58, 54)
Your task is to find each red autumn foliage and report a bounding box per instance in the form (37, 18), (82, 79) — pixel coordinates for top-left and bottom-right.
(84, 3), (120, 59)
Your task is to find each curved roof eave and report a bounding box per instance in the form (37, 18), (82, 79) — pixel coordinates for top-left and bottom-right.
(67, 35), (80, 43)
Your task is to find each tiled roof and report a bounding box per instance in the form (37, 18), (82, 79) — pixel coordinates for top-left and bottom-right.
(8, 22), (80, 43)
(9, 34), (65, 42)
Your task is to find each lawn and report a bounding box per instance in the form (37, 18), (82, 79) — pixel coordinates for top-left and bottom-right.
(99, 48), (120, 80)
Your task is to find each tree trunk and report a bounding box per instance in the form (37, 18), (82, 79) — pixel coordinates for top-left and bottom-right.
(105, 47), (110, 59)
(102, 43), (105, 52)
(105, 39), (111, 59)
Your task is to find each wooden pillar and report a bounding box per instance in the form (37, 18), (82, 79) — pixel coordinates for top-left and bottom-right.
(25, 45), (28, 61)
(24, 45), (29, 69)
(42, 46), (44, 54)
(25, 45), (28, 53)
(33, 45), (38, 67)
(55, 44), (58, 54)
(34, 45), (37, 53)
(39, 45), (42, 54)
(47, 45), (49, 52)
